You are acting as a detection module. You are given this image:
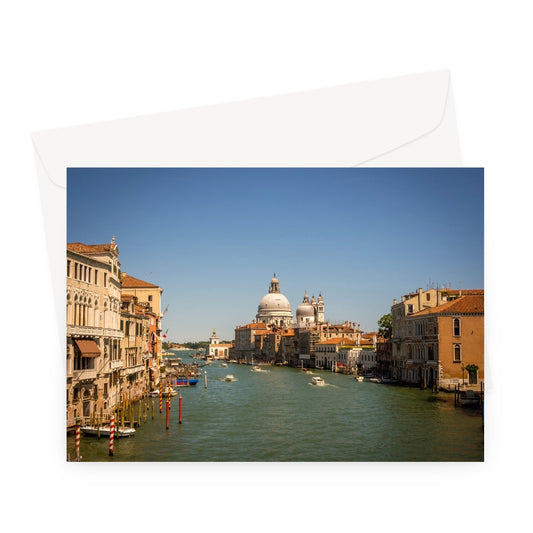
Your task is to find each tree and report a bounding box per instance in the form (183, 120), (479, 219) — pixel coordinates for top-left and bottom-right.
(378, 313), (392, 338)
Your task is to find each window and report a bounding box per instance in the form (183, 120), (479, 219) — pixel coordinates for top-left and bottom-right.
(453, 344), (461, 362)
(426, 293), (430, 301)
(67, 260), (71, 277)
(428, 344), (434, 360)
(148, 295), (153, 302)
(407, 304), (414, 314)
(453, 318), (461, 336)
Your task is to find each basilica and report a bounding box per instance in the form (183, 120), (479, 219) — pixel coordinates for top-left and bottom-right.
(256, 273), (325, 328)
(235, 274), (362, 367)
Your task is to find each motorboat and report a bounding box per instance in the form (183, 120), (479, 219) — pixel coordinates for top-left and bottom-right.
(221, 362), (228, 367)
(355, 376), (364, 382)
(224, 374), (238, 382)
(369, 377), (381, 383)
(81, 425), (136, 438)
(251, 365), (263, 372)
(311, 376), (325, 386)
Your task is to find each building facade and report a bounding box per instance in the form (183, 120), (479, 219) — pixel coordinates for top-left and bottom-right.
(207, 329), (234, 359)
(66, 240), (123, 428)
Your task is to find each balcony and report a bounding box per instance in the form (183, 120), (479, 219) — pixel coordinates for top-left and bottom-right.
(73, 368), (97, 381)
(124, 363), (145, 376)
(110, 359), (123, 370)
(67, 325), (123, 339)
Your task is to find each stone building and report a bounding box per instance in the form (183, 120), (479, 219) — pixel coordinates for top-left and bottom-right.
(120, 295), (150, 400)
(207, 329), (234, 359)
(390, 287), (484, 387)
(66, 240), (123, 428)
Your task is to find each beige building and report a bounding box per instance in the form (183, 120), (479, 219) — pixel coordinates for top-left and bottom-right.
(66, 240), (123, 428)
(120, 295), (151, 399)
(121, 273), (164, 364)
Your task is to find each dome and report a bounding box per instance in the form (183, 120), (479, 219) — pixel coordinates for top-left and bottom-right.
(258, 292), (291, 312)
(296, 302), (315, 317)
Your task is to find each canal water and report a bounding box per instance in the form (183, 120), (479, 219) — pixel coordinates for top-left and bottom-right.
(67, 356), (484, 462)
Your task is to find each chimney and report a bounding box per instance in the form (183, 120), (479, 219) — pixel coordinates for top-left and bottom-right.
(393, 299), (397, 305)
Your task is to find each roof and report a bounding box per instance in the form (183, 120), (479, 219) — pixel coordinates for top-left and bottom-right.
(316, 337), (354, 345)
(67, 242), (117, 254)
(412, 295), (484, 316)
(236, 322), (268, 330)
(121, 273), (160, 289)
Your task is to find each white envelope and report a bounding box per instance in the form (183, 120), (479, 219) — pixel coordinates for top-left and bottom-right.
(32, 69), (461, 340)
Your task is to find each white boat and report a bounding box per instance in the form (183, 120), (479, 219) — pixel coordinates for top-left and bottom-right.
(81, 425), (136, 438)
(311, 376), (325, 386)
(355, 376), (364, 382)
(224, 374), (238, 382)
(148, 388), (178, 397)
(221, 362), (228, 367)
(251, 365), (263, 372)
(369, 377), (381, 383)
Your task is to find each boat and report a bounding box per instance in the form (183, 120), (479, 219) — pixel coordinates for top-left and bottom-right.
(221, 362), (228, 367)
(459, 389), (480, 406)
(311, 376), (325, 386)
(81, 425), (136, 438)
(148, 388), (178, 397)
(171, 378), (199, 387)
(251, 365), (263, 372)
(369, 377), (381, 383)
(224, 374), (238, 382)
(355, 376), (364, 382)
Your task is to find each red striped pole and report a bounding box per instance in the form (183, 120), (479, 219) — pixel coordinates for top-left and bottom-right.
(75, 421), (81, 461)
(165, 400), (170, 430)
(168, 382), (171, 409)
(179, 394), (182, 424)
(109, 416), (115, 456)
(159, 386), (162, 414)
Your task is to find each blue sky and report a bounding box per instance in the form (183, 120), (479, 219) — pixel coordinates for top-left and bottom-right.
(67, 168), (483, 342)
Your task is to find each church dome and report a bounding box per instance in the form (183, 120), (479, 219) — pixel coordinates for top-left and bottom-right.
(296, 291), (314, 318)
(258, 292), (291, 311)
(256, 274), (293, 326)
(296, 302), (315, 317)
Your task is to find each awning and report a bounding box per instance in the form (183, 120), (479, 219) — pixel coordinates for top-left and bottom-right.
(74, 339), (101, 357)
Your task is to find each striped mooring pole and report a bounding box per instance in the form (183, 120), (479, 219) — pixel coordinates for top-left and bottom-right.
(165, 400), (170, 430)
(159, 386), (163, 414)
(109, 416), (115, 456)
(75, 420), (81, 462)
(179, 394), (182, 424)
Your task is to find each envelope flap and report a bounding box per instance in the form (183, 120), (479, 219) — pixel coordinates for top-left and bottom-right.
(33, 70), (452, 187)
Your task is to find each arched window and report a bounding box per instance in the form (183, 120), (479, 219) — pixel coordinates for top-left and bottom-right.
(453, 318), (461, 336)
(453, 343), (461, 362)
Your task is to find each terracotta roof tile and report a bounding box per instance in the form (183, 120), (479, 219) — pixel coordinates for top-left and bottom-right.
(121, 273), (160, 289)
(412, 295), (484, 316)
(67, 242), (116, 254)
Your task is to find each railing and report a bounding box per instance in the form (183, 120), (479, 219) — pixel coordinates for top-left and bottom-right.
(67, 325), (123, 339)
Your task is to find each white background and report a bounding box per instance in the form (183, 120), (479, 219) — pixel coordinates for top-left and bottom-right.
(2, 1), (531, 531)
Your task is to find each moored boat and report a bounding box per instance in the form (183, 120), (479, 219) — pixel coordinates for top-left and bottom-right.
(149, 388), (178, 397)
(224, 374), (238, 382)
(81, 425), (136, 438)
(355, 376), (364, 382)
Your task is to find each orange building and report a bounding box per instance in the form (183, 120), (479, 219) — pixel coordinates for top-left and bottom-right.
(404, 292), (484, 388)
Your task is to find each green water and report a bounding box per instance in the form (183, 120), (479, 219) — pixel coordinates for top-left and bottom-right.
(67, 361), (483, 462)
